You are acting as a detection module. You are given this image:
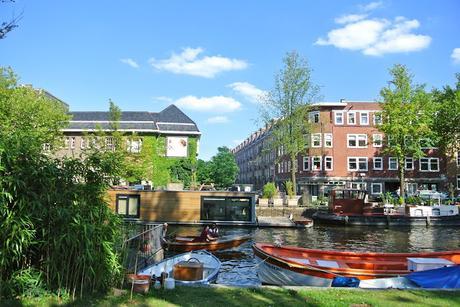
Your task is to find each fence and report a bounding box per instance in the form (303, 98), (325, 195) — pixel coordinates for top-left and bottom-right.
(121, 223), (165, 274)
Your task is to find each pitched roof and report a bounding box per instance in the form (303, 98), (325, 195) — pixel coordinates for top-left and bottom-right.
(66, 105), (200, 134)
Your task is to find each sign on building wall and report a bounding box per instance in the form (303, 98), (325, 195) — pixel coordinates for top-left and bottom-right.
(166, 136), (188, 157)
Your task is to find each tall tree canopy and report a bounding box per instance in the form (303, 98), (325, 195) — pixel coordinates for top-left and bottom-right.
(378, 64), (435, 199)
(260, 51), (320, 193)
(197, 147), (239, 189)
(432, 74), (460, 151)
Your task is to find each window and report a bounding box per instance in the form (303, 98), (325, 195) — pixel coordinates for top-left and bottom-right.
(324, 133), (333, 147)
(81, 138), (86, 149)
(302, 156), (310, 171)
(42, 143), (51, 151)
(127, 139), (142, 153)
(373, 157), (383, 170)
(334, 112), (344, 125)
(325, 156), (333, 171)
(419, 158), (439, 172)
(312, 156), (322, 171)
(311, 133), (322, 147)
(347, 111), (356, 125)
(457, 151), (460, 167)
(389, 157), (398, 170)
(69, 137), (76, 149)
(405, 157), (414, 170)
(116, 194), (140, 218)
(348, 157), (368, 171)
(371, 183), (382, 195)
(360, 112), (369, 125)
(373, 112), (382, 125)
(309, 111), (320, 123)
(407, 183), (418, 196)
(347, 134), (367, 148)
(372, 134), (383, 147)
(106, 137), (114, 150)
(64, 137), (70, 148)
(201, 196), (251, 222)
(457, 175), (460, 190)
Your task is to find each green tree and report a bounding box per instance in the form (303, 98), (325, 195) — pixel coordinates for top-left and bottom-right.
(208, 147), (239, 189)
(196, 159), (213, 184)
(0, 67), (123, 297)
(432, 74), (460, 151)
(260, 51), (319, 194)
(378, 64), (435, 199)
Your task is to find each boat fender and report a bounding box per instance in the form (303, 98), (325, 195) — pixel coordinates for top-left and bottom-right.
(331, 276), (360, 288)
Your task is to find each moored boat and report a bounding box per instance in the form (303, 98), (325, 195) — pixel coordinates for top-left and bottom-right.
(293, 218), (314, 228)
(167, 234), (251, 252)
(138, 250), (221, 285)
(253, 243), (460, 287)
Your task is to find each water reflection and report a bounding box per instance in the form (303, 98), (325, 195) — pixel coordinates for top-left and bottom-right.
(167, 225), (460, 286)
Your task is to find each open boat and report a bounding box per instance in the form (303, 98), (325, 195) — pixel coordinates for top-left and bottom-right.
(167, 234), (251, 252)
(253, 243), (460, 287)
(138, 250), (221, 285)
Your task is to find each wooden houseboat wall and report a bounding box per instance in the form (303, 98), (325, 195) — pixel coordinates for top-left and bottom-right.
(107, 189), (256, 225)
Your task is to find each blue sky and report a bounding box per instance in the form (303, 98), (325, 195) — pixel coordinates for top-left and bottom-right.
(1, 1), (459, 160)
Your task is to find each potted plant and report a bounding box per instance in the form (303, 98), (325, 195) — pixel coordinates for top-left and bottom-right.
(167, 177), (184, 191)
(259, 182), (276, 206)
(284, 180), (298, 207)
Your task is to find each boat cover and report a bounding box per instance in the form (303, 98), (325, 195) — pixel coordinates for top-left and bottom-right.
(406, 265), (460, 289)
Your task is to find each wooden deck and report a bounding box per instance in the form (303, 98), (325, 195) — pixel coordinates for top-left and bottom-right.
(257, 216), (298, 228)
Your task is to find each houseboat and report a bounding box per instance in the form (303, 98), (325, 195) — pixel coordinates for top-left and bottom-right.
(312, 189), (460, 226)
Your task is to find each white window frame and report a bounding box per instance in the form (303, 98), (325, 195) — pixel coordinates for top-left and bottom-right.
(373, 112), (383, 125)
(372, 134), (383, 147)
(347, 134), (367, 148)
(311, 133), (322, 148)
(373, 157), (383, 170)
(347, 111), (356, 125)
(334, 111), (344, 125)
(360, 111), (369, 125)
(324, 156), (333, 171)
(64, 137), (70, 148)
(457, 151), (460, 167)
(302, 156), (310, 171)
(457, 175), (460, 190)
(388, 157), (398, 170)
(324, 133), (333, 148)
(348, 157), (368, 171)
(309, 111), (320, 123)
(405, 157), (414, 170)
(371, 183), (382, 195)
(127, 139), (142, 153)
(70, 137), (76, 149)
(311, 156), (322, 171)
(419, 157), (440, 172)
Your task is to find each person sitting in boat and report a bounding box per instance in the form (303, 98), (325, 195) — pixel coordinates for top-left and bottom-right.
(208, 223), (219, 239)
(196, 224), (217, 242)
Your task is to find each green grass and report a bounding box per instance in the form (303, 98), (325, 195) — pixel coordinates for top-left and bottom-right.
(3, 286), (460, 307)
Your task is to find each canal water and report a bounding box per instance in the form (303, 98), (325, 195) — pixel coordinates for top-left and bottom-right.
(167, 225), (460, 286)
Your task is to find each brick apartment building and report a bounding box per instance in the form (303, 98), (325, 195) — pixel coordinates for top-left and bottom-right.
(232, 101), (459, 198)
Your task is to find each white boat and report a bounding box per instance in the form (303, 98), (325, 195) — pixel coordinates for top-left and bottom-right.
(137, 250), (221, 285)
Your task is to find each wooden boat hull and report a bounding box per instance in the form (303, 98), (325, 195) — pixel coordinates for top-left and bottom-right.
(138, 250), (221, 285)
(167, 234), (251, 252)
(253, 243), (460, 287)
(312, 211), (460, 226)
(294, 218), (314, 228)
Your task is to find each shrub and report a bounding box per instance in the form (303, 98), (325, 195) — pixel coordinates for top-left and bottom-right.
(262, 182), (277, 199)
(284, 180), (294, 198)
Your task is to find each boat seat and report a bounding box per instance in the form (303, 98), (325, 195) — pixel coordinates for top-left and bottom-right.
(288, 258), (311, 265)
(316, 260), (341, 268)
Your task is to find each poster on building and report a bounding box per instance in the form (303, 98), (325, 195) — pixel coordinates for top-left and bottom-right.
(166, 136), (188, 157)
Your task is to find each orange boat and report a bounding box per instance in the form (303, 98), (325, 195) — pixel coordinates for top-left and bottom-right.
(253, 243), (460, 287)
(167, 234), (251, 252)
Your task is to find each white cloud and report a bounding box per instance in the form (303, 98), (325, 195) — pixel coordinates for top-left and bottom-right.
(360, 1), (383, 12)
(335, 14), (368, 24)
(149, 47), (248, 78)
(120, 58), (139, 68)
(451, 48), (460, 64)
(207, 116), (229, 124)
(174, 95), (241, 112)
(316, 16), (431, 56)
(153, 96), (173, 103)
(227, 82), (268, 103)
